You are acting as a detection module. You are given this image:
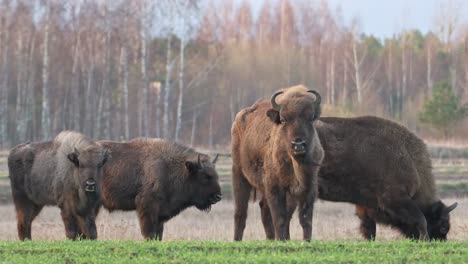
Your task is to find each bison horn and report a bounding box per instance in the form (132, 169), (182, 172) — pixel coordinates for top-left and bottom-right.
(197, 154), (203, 168)
(212, 154), (219, 165)
(307, 90), (321, 105)
(74, 147), (80, 156)
(270, 91), (284, 111)
(445, 202), (458, 213)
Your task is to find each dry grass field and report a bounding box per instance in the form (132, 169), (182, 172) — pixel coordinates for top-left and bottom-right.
(0, 149), (467, 241)
(1, 198), (467, 241)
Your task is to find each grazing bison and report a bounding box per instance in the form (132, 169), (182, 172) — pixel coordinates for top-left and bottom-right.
(98, 138), (222, 240)
(8, 131), (109, 240)
(315, 116), (457, 240)
(259, 115), (458, 240)
(231, 85), (324, 241)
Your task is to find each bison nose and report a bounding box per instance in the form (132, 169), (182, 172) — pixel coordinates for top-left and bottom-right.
(85, 178), (96, 192)
(212, 193), (222, 204)
(291, 138), (307, 155)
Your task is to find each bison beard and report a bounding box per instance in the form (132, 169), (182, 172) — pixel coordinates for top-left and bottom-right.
(98, 139), (222, 240)
(231, 85), (324, 241)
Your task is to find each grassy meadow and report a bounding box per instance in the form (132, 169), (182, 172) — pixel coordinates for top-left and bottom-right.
(1, 240), (468, 263)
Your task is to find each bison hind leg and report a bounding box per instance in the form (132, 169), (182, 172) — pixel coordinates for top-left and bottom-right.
(232, 166), (252, 241)
(12, 191), (43, 240)
(259, 198), (275, 240)
(355, 205), (376, 240)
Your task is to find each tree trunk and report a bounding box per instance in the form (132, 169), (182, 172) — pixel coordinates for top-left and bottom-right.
(0, 16), (10, 146)
(175, 26), (186, 142)
(341, 55), (347, 106)
(41, 0), (51, 140)
(426, 43), (433, 95)
(208, 109), (214, 149)
(15, 31), (24, 143)
(352, 35), (362, 104)
(26, 30), (36, 142)
(190, 110), (198, 147)
(140, 16), (149, 137)
(122, 46), (130, 140)
(163, 35), (173, 139)
(85, 62), (95, 138)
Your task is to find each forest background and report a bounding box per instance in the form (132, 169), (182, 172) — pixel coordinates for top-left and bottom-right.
(0, 0), (467, 148)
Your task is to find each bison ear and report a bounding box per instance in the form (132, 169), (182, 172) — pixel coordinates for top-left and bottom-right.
(185, 161), (199, 174)
(102, 148), (110, 165)
(212, 154), (219, 165)
(266, 109), (281, 124)
(314, 105), (321, 120)
(67, 151), (80, 167)
(445, 202), (458, 213)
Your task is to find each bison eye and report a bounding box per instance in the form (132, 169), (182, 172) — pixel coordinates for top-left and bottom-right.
(280, 118), (286, 124)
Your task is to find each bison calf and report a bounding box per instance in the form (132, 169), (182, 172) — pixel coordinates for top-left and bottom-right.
(8, 131), (109, 240)
(231, 85), (324, 241)
(98, 138), (222, 240)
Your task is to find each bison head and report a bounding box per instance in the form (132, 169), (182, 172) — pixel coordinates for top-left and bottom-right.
(185, 154), (222, 212)
(67, 146), (109, 194)
(266, 90), (321, 160)
(425, 201), (458, 240)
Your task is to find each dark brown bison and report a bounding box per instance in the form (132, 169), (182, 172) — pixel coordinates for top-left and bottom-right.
(8, 131), (109, 240)
(98, 138), (222, 240)
(231, 85), (324, 241)
(257, 115), (457, 240)
(315, 116), (457, 240)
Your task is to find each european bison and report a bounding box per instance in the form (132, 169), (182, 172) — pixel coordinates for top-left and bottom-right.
(231, 85), (324, 241)
(98, 138), (222, 240)
(257, 115), (458, 240)
(315, 116), (457, 240)
(8, 131), (109, 240)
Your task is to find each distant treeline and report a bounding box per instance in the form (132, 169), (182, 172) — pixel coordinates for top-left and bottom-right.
(0, 0), (467, 148)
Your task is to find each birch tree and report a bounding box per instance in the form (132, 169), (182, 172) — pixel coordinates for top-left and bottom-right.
(40, 0), (52, 140)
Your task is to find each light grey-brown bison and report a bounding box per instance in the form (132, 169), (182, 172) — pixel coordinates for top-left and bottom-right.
(231, 85), (324, 241)
(98, 138), (222, 240)
(8, 131), (109, 240)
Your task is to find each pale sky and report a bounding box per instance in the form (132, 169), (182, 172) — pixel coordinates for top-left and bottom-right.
(242, 0), (468, 39)
(328, 0), (468, 39)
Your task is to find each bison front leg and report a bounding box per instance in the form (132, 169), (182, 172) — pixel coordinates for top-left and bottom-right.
(379, 192), (429, 240)
(60, 211), (79, 240)
(266, 186), (290, 240)
(136, 202), (161, 240)
(156, 222), (164, 241)
(298, 192), (315, 241)
(76, 215), (98, 240)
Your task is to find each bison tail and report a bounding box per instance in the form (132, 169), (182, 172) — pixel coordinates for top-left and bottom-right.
(251, 188), (257, 202)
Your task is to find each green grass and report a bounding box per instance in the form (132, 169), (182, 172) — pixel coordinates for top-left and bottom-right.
(0, 240), (467, 263)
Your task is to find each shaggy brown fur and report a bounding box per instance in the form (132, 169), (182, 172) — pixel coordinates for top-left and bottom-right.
(98, 138), (222, 240)
(231, 85), (324, 241)
(258, 115), (457, 240)
(314, 116), (457, 240)
(8, 131), (108, 240)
